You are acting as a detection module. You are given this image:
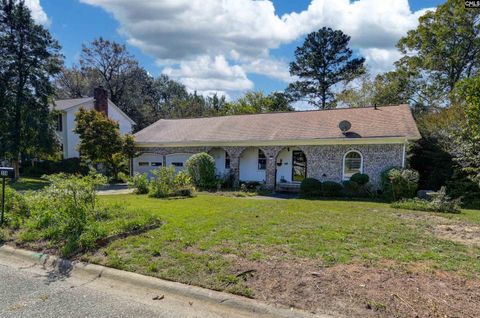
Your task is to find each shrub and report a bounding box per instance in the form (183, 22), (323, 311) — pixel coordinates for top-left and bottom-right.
(172, 171), (195, 197)
(129, 173), (149, 194)
(22, 172), (108, 256)
(300, 178), (322, 196)
(446, 171), (480, 209)
(342, 180), (360, 197)
(185, 153), (217, 190)
(321, 181), (344, 197)
(117, 172), (129, 183)
(391, 198), (432, 211)
(240, 183), (249, 193)
(381, 167), (419, 201)
(218, 171), (235, 189)
(3, 186), (29, 228)
(149, 167), (195, 198)
(391, 188), (461, 213)
(22, 158), (89, 177)
(350, 173), (369, 186)
(57, 158), (90, 175)
(77, 223), (109, 253)
(149, 166), (176, 198)
(239, 181), (262, 191)
(429, 186), (462, 213)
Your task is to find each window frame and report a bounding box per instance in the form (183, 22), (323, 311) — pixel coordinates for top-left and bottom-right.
(56, 113), (63, 132)
(225, 151), (230, 169)
(342, 150), (363, 180)
(258, 149), (266, 170)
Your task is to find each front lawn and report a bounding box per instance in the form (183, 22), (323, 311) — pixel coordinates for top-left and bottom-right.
(5, 193), (480, 316)
(87, 195), (479, 300)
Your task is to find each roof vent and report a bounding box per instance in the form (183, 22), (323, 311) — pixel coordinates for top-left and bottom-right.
(338, 120), (352, 136)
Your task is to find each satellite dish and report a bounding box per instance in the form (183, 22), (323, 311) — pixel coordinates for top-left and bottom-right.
(339, 120), (352, 134)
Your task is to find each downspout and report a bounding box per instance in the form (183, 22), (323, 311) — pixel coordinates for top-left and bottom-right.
(401, 142), (406, 168)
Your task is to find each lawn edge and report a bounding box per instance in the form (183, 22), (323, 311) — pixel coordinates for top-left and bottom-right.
(0, 244), (329, 318)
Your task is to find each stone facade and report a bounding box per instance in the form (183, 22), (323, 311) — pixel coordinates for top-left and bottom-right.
(136, 143), (405, 189)
(298, 144), (404, 186)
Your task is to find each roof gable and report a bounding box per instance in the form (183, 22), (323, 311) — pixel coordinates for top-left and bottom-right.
(52, 97), (135, 125)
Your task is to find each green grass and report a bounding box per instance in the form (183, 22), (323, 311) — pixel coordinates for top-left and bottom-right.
(83, 194), (480, 296)
(8, 177), (49, 191)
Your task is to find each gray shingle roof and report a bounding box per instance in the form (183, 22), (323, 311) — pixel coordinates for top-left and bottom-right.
(53, 97), (93, 111)
(134, 105), (421, 146)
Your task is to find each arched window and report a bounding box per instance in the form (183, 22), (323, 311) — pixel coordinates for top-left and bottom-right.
(343, 151), (363, 180)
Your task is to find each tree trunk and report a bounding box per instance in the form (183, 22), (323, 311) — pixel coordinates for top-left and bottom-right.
(12, 154), (20, 180)
(322, 90), (326, 109)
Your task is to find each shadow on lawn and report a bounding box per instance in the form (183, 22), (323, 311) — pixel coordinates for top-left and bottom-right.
(8, 177), (49, 192)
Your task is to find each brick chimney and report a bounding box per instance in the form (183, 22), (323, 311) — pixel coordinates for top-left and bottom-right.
(93, 86), (108, 116)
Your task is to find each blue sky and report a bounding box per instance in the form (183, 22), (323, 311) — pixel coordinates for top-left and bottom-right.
(32, 0), (445, 99)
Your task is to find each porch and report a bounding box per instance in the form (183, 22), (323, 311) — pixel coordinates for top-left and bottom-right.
(210, 146), (307, 190)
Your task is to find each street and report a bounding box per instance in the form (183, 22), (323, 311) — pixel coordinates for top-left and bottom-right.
(0, 251), (299, 318)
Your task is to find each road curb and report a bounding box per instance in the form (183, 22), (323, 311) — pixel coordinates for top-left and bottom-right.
(0, 245), (327, 318)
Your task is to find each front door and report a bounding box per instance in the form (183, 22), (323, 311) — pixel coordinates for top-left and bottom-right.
(292, 151), (307, 182)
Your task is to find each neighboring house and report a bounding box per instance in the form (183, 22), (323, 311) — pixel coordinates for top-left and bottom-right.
(53, 87), (135, 159)
(133, 105), (421, 190)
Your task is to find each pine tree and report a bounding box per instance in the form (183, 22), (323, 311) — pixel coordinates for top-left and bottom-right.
(0, 0), (62, 177)
(286, 27), (365, 109)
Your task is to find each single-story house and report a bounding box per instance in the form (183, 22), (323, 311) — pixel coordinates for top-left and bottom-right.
(53, 87), (135, 159)
(133, 104), (421, 190)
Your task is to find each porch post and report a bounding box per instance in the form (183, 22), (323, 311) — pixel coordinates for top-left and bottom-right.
(230, 155), (240, 188)
(261, 147), (283, 191)
(224, 147), (245, 188)
(265, 157), (276, 190)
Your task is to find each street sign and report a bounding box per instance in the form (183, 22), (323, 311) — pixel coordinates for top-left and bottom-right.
(1, 167), (15, 225)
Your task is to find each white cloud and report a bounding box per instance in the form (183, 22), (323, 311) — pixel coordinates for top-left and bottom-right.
(162, 55), (254, 94)
(359, 48), (403, 75)
(24, 0), (50, 26)
(80, 0), (434, 95)
(241, 57), (293, 83)
(193, 90), (232, 101)
(284, 0), (430, 49)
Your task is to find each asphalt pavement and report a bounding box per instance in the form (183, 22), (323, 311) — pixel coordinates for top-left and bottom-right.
(0, 248), (324, 318)
(0, 255), (251, 318)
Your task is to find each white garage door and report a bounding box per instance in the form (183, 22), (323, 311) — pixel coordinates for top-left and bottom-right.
(166, 153), (191, 173)
(133, 153), (163, 177)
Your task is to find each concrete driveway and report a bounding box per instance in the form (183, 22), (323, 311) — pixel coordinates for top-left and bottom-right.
(97, 183), (134, 195)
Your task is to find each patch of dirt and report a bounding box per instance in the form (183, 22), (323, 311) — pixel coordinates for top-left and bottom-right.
(433, 224), (480, 247)
(232, 258), (480, 318)
(397, 213), (480, 247)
